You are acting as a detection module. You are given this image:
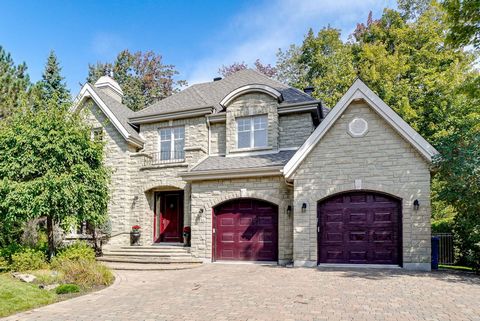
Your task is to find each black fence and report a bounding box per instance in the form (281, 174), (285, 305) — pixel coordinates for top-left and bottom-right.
(143, 151), (185, 166)
(433, 233), (455, 265)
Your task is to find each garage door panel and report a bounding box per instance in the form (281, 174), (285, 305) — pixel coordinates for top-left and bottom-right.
(318, 192), (401, 265)
(215, 199), (278, 261)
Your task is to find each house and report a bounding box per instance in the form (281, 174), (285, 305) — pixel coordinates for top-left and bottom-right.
(74, 69), (438, 270)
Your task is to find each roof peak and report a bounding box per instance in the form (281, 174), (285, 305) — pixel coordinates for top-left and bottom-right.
(94, 76), (124, 102)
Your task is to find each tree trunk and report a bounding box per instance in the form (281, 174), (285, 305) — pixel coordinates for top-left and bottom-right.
(47, 216), (55, 259)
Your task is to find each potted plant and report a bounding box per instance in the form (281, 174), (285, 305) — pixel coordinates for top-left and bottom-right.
(183, 226), (191, 247)
(130, 225), (141, 246)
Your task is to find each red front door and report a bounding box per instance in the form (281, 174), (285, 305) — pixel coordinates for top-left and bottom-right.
(155, 191), (183, 243)
(214, 199), (278, 261)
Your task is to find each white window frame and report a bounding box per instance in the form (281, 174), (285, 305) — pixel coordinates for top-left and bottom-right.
(159, 126), (185, 161)
(236, 115), (268, 149)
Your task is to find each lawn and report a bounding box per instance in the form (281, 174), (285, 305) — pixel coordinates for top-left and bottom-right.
(0, 273), (57, 317)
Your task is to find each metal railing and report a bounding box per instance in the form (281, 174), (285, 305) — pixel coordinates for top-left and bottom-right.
(143, 151), (185, 166)
(433, 233), (455, 265)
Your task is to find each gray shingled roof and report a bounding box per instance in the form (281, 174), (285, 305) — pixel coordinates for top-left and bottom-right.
(191, 150), (296, 172)
(90, 86), (143, 142)
(133, 69), (319, 118)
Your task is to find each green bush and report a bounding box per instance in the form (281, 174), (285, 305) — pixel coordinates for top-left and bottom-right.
(0, 257), (8, 270)
(432, 217), (454, 234)
(55, 284), (80, 294)
(52, 242), (95, 267)
(55, 259), (113, 288)
(10, 249), (47, 272)
(0, 243), (24, 263)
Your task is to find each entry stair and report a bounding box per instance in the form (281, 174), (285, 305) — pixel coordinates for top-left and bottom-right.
(97, 245), (203, 271)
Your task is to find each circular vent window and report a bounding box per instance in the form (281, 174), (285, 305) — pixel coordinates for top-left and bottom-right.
(348, 118), (368, 137)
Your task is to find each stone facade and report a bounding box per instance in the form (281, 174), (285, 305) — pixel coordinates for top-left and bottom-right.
(291, 101), (431, 270)
(209, 123), (226, 155)
(279, 113), (315, 149)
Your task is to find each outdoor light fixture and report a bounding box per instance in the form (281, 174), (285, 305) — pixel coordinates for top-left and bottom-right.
(286, 205), (292, 216)
(413, 199), (420, 211)
(302, 203), (307, 213)
(199, 208), (204, 214)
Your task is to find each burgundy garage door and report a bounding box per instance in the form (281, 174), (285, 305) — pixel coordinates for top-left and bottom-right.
(318, 192), (401, 265)
(214, 199), (278, 261)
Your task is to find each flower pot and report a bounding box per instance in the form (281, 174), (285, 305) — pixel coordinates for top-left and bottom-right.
(130, 231), (141, 246)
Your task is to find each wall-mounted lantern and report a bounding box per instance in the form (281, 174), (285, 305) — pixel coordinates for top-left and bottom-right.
(198, 208), (204, 214)
(413, 199), (420, 211)
(286, 205), (292, 216)
(302, 203), (307, 213)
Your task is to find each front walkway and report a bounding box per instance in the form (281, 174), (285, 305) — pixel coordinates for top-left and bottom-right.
(3, 264), (479, 321)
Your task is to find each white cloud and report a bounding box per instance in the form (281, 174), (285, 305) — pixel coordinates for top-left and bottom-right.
(186, 0), (396, 85)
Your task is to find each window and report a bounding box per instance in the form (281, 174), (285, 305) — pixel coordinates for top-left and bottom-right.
(237, 115), (268, 149)
(159, 126), (185, 161)
(91, 128), (103, 142)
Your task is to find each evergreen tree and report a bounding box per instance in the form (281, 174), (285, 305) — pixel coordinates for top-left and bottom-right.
(0, 46), (30, 117)
(39, 50), (70, 104)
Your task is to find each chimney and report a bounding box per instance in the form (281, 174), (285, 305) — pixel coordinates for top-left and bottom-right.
(94, 76), (124, 103)
(303, 86), (314, 96)
(213, 77), (222, 82)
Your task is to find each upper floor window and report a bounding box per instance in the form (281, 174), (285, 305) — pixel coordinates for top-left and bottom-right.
(159, 126), (185, 161)
(237, 115), (268, 149)
(91, 128), (103, 142)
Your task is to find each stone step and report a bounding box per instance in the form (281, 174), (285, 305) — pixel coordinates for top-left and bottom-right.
(101, 262), (202, 271)
(119, 245), (187, 250)
(97, 256), (203, 264)
(103, 251), (192, 258)
(108, 247), (190, 254)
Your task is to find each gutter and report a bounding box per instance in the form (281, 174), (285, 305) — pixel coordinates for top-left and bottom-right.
(129, 106), (214, 124)
(180, 166), (284, 181)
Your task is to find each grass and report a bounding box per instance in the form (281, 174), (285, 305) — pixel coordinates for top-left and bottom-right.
(0, 273), (57, 317)
(439, 264), (474, 272)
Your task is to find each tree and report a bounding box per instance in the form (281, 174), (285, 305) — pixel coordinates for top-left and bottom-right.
(444, 0), (480, 49)
(218, 59), (277, 78)
(38, 50), (70, 104)
(87, 50), (186, 111)
(0, 46), (30, 117)
(0, 99), (110, 257)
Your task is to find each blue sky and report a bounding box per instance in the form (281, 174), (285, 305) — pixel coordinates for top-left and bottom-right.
(0, 0), (396, 93)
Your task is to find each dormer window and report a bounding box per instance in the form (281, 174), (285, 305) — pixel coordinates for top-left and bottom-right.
(237, 115), (268, 149)
(159, 126), (185, 161)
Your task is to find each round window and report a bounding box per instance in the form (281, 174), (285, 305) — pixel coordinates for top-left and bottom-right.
(348, 118), (368, 137)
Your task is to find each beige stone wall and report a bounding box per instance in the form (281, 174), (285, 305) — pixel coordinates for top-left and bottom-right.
(209, 123), (226, 155)
(225, 93), (279, 154)
(190, 177), (294, 262)
(82, 100), (136, 246)
(292, 101), (431, 269)
(279, 113), (315, 149)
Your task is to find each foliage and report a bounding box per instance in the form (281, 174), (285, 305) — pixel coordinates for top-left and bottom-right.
(432, 217), (454, 234)
(55, 258), (114, 288)
(52, 242), (96, 265)
(0, 46), (31, 118)
(218, 59), (277, 78)
(36, 50), (70, 104)
(0, 274), (56, 317)
(0, 98), (110, 256)
(444, 0), (480, 49)
(30, 269), (64, 285)
(55, 283), (80, 294)
(10, 248), (47, 272)
(87, 49), (186, 111)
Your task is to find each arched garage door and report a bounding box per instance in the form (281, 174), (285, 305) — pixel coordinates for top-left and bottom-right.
(214, 198), (278, 261)
(318, 192), (401, 265)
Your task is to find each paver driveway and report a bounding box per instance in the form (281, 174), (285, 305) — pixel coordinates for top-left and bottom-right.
(3, 264), (480, 321)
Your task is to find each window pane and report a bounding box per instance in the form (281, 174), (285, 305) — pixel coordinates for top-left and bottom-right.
(253, 129), (267, 147)
(174, 140), (184, 159)
(161, 141), (171, 160)
(173, 127), (184, 139)
(238, 131), (250, 148)
(253, 116), (267, 130)
(237, 118), (250, 132)
(160, 128), (171, 141)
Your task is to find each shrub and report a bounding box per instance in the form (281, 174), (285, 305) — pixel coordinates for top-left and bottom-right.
(55, 259), (114, 288)
(30, 269), (64, 285)
(0, 257), (8, 270)
(0, 243), (24, 263)
(55, 284), (80, 294)
(10, 248), (47, 272)
(52, 241), (95, 267)
(432, 217), (454, 234)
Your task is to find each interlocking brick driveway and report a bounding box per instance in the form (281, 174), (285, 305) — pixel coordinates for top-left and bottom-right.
(3, 264), (480, 321)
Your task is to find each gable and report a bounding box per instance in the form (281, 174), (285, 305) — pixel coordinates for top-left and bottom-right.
(284, 79), (438, 179)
